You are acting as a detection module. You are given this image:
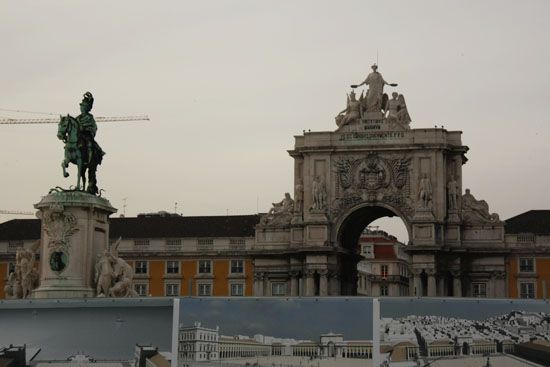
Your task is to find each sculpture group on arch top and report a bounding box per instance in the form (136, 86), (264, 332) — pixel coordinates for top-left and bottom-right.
(260, 64), (500, 229)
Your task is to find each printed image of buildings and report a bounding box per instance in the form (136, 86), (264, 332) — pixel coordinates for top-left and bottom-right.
(177, 322), (373, 367)
(381, 311), (550, 366)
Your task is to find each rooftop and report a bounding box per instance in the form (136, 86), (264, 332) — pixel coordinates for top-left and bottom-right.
(0, 215), (260, 241)
(505, 210), (550, 234)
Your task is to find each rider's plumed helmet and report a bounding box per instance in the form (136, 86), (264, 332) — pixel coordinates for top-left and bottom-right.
(80, 92), (94, 112)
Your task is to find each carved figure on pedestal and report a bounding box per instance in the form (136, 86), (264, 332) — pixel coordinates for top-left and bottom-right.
(261, 193), (295, 226)
(110, 257), (138, 297)
(385, 92), (411, 128)
(462, 188), (500, 223)
(294, 179), (304, 213)
(447, 175), (459, 210)
(418, 174), (433, 209)
(351, 64), (397, 113)
(18, 247), (39, 299)
(268, 193), (294, 215)
(4, 271), (18, 299)
(311, 176), (327, 212)
(95, 250), (115, 297)
(6, 245), (39, 299)
(335, 90), (362, 130)
(94, 238), (138, 297)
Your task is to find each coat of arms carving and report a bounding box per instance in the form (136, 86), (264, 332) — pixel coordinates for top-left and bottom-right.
(39, 203), (79, 253)
(332, 153), (412, 218)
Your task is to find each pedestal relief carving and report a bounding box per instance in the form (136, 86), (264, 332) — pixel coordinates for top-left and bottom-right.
(39, 204), (79, 273)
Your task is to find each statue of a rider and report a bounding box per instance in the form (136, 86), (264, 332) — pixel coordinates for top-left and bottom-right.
(78, 92), (98, 166)
(58, 92), (105, 195)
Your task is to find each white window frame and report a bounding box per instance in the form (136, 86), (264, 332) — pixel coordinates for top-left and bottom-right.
(165, 283), (180, 296)
(134, 283), (149, 297)
(380, 284), (389, 296)
(519, 258), (535, 273)
(135, 260), (148, 275)
(198, 260), (212, 274)
(472, 282), (487, 298)
(197, 283), (212, 296)
(166, 260), (180, 274)
(381, 264), (389, 278)
(230, 259), (244, 274)
(230, 282), (245, 296)
(519, 281), (536, 299)
(271, 282), (287, 296)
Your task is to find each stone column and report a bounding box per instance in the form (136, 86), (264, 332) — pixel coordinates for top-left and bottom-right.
(438, 275), (446, 297)
(451, 270), (462, 297)
(412, 269), (422, 297)
(427, 269), (437, 297)
(289, 271), (299, 297)
(319, 269), (328, 296)
(263, 274), (269, 296)
(494, 271), (507, 298)
(329, 272), (340, 296)
(305, 269), (315, 296)
(254, 272), (264, 296)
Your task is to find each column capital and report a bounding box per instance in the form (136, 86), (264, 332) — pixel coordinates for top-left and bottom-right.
(425, 268), (436, 276)
(305, 269), (316, 277)
(450, 270), (462, 278)
(289, 270), (301, 278)
(318, 269), (329, 277)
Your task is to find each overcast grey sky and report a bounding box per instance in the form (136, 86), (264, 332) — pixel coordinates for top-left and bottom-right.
(1, 1), (549, 241)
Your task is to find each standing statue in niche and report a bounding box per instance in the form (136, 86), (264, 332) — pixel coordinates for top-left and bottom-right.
(335, 90), (362, 129)
(311, 176), (327, 211)
(418, 174), (433, 209)
(57, 92), (105, 195)
(294, 179), (304, 213)
(447, 175), (459, 210)
(351, 64), (397, 113)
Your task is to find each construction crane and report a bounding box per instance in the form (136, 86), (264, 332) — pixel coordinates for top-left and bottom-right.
(0, 210), (35, 215)
(0, 115), (149, 125)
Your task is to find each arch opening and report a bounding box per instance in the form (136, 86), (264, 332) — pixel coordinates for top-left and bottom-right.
(335, 204), (411, 296)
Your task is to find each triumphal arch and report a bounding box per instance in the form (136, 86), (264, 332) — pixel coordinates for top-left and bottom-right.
(253, 64), (506, 297)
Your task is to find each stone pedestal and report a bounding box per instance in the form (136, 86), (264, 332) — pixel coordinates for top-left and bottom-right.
(32, 190), (116, 299)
